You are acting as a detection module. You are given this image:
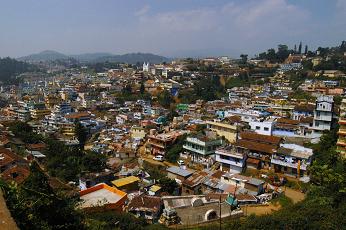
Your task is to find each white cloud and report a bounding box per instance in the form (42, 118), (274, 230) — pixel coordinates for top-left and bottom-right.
(131, 0), (310, 56)
(135, 5), (150, 17)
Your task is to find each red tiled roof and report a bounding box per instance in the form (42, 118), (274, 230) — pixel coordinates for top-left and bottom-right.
(237, 139), (277, 154)
(65, 112), (90, 119)
(127, 195), (162, 212)
(0, 147), (25, 167)
(236, 193), (257, 201)
(240, 132), (282, 145)
(206, 193), (228, 201)
(276, 118), (299, 125)
(246, 158), (260, 165)
(1, 165), (30, 184)
(26, 143), (46, 151)
(300, 117), (313, 124)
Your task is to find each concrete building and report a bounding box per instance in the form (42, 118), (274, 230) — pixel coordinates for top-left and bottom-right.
(183, 135), (222, 165)
(79, 183), (127, 211)
(215, 145), (248, 173)
(312, 95), (335, 140)
(337, 98), (346, 158)
(249, 121), (274, 136)
(271, 144), (313, 177)
(206, 121), (237, 143)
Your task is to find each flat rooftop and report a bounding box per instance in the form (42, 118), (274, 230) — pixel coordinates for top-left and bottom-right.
(80, 188), (123, 208)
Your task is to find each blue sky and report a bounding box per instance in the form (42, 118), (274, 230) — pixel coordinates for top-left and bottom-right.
(0, 0), (345, 58)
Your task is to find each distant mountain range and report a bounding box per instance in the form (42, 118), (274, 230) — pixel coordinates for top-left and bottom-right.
(17, 50), (170, 64)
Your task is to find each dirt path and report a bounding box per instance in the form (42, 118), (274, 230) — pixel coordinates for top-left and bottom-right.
(241, 203), (281, 216)
(284, 187), (305, 203)
(0, 191), (18, 230)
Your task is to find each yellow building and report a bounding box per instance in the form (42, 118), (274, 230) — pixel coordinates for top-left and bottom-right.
(206, 121), (237, 143)
(45, 95), (61, 108)
(59, 123), (75, 138)
(30, 109), (51, 120)
(130, 126), (146, 140)
(336, 99), (346, 158)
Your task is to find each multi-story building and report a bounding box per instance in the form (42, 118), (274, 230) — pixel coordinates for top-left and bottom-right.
(206, 120), (237, 143)
(237, 132), (282, 169)
(183, 135), (222, 165)
(146, 131), (183, 156)
(312, 95), (335, 141)
(249, 121), (274, 136)
(337, 98), (346, 157)
(271, 144), (313, 177)
(29, 103), (51, 120)
(215, 145), (248, 173)
(130, 126), (146, 140)
(17, 109), (31, 121)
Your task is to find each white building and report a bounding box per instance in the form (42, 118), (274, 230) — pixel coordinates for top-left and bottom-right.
(312, 95), (335, 140)
(215, 145), (247, 173)
(143, 62), (149, 72)
(249, 121), (274, 136)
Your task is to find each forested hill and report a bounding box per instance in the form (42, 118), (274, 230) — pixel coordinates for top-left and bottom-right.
(0, 57), (36, 83)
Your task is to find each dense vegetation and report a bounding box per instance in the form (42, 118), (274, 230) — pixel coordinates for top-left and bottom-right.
(9, 121), (106, 182)
(1, 162), (85, 230)
(0, 57), (37, 83)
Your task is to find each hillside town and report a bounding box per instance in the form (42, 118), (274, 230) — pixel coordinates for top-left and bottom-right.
(0, 41), (345, 229)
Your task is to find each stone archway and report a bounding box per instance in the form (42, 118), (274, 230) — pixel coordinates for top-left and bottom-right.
(205, 209), (218, 221)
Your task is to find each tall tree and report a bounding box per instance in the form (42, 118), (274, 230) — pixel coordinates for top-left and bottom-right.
(304, 45), (308, 54)
(75, 122), (88, 149)
(158, 90), (173, 108)
(277, 44), (289, 61)
(298, 41), (302, 54)
(140, 82), (145, 94)
(240, 54), (248, 64)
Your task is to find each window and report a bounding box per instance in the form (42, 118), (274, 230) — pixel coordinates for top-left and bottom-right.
(264, 127), (269, 131)
(315, 121), (319, 127)
(256, 126), (260, 130)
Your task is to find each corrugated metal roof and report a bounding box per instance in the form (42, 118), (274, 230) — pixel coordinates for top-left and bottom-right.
(111, 176), (139, 187)
(166, 166), (193, 177)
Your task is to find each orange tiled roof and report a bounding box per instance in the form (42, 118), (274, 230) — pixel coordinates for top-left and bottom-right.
(1, 165), (30, 184)
(240, 132), (282, 145)
(65, 112), (90, 119)
(237, 139), (278, 154)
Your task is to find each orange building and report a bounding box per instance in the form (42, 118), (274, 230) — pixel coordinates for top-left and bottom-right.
(79, 183), (127, 212)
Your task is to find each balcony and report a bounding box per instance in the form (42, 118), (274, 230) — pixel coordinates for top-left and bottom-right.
(338, 129), (346, 136)
(147, 140), (165, 149)
(271, 159), (307, 171)
(337, 138), (346, 147)
(215, 155), (244, 168)
(183, 145), (210, 156)
(215, 148), (244, 159)
(338, 118), (346, 125)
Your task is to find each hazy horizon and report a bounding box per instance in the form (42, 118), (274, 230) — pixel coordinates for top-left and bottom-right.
(1, 0), (346, 58)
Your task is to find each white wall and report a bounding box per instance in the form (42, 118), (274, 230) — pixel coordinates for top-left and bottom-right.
(249, 121), (274, 136)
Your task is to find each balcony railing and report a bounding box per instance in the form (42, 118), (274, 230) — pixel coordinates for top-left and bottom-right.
(215, 155), (244, 167)
(271, 159), (307, 170)
(215, 149), (244, 159)
(183, 145), (210, 156)
(147, 140), (165, 149)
